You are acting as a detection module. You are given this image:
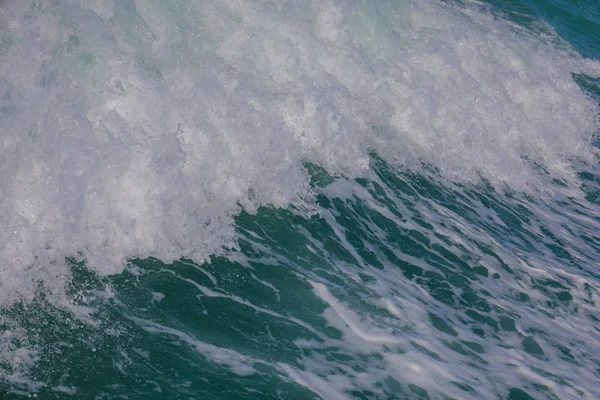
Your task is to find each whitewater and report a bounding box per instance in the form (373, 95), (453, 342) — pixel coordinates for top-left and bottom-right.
(1, 0), (599, 399)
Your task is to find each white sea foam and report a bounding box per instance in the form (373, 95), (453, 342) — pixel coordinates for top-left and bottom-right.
(292, 165), (600, 399)
(0, 0), (598, 304)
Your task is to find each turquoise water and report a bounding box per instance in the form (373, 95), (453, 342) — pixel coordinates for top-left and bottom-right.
(1, 0), (600, 399)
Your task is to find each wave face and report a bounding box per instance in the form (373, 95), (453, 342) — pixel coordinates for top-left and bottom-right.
(1, 0), (600, 399)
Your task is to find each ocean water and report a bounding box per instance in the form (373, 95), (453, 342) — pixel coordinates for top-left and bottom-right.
(1, 0), (600, 398)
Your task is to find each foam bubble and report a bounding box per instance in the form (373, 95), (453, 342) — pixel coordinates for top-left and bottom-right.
(0, 0), (598, 303)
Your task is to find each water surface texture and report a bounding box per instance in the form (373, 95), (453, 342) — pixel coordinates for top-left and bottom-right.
(1, 0), (600, 399)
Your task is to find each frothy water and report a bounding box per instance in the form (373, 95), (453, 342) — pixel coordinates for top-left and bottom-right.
(1, 0), (600, 399)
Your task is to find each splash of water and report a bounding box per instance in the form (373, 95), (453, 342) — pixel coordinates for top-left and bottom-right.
(0, 0), (598, 306)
